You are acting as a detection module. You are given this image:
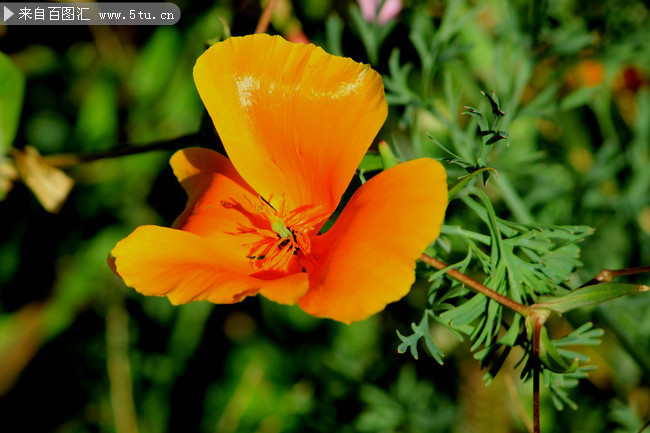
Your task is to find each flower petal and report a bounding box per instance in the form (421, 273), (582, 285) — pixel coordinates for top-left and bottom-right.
(193, 34), (387, 216)
(169, 147), (252, 231)
(111, 225), (308, 305)
(170, 147), (256, 247)
(297, 158), (448, 324)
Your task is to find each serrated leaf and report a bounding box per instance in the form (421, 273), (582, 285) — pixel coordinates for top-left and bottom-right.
(553, 322), (603, 347)
(396, 312), (444, 364)
(543, 369), (581, 411)
(439, 293), (486, 327)
(384, 49), (419, 106)
(536, 282), (649, 314)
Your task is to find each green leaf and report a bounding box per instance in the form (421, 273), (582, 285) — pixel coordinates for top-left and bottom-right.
(538, 326), (579, 373)
(130, 26), (181, 102)
(325, 13), (344, 57)
(544, 369), (580, 411)
(462, 106), (489, 132)
(536, 282), (650, 314)
(439, 293), (486, 327)
(480, 90), (506, 117)
(485, 131), (509, 145)
(0, 52), (25, 152)
(74, 77), (118, 149)
(384, 49), (418, 106)
(358, 151), (383, 172)
(448, 167), (498, 199)
(559, 86), (600, 111)
(552, 322), (603, 348)
(498, 315), (522, 347)
(397, 312), (445, 364)
(349, 5), (379, 65)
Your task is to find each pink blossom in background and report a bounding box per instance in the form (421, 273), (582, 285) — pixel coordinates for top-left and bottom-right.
(358, 0), (402, 25)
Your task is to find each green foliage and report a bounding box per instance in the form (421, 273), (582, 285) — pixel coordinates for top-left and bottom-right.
(536, 323), (602, 409)
(0, 52), (24, 152)
(355, 366), (455, 433)
(397, 310), (445, 364)
(348, 4), (396, 65)
(2, 1), (650, 432)
(597, 295), (650, 377)
(380, 0), (649, 418)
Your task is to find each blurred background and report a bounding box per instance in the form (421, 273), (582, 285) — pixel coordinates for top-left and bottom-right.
(0, 0), (649, 432)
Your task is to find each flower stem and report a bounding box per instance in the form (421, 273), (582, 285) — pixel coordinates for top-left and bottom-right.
(106, 297), (139, 433)
(41, 133), (200, 168)
(532, 315), (542, 433)
(255, 0), (278, 34)
(419, 253), (531, 317)
(587, 265), (650, 285)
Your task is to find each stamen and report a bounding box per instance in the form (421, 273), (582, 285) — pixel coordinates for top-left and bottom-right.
(226, 194), (328, 272)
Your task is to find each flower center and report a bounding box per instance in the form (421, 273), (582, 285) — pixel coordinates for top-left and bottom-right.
(226, 195), (328, 272)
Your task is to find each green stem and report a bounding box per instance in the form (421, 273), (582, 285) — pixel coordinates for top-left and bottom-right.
(447, 167), (498, 200)
(106, 297), (139, 433)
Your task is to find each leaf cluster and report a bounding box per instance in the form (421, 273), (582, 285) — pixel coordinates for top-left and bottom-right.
(397, 94), (609, 409)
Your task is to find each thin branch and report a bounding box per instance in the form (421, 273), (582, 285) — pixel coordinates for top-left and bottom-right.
(41, 132), (200, 168)
(586, 265), (650, 285)
(255, 0), (278, 34)
(420, 253), (531, 316)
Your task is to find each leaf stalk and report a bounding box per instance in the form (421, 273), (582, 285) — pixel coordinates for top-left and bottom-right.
(419, 253), (531, 316)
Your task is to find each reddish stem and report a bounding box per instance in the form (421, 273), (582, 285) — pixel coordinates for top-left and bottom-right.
(255, 0), (278, 34)
(420, 253), (531, 316)
(532, 316), (542, 433)
(590, 265), (650, 284)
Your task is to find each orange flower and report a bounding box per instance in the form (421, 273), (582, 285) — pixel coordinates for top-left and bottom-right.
(110, 34), (448, 324)
(566, 59), (605, 89)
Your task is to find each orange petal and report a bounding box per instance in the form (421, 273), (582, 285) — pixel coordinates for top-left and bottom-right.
(297, 158), (448, 324)
(170, 146), (251, 231)
(170, 147), (257, 253)
(111, 225), (309, 305)
(193, 34), (387, 216)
